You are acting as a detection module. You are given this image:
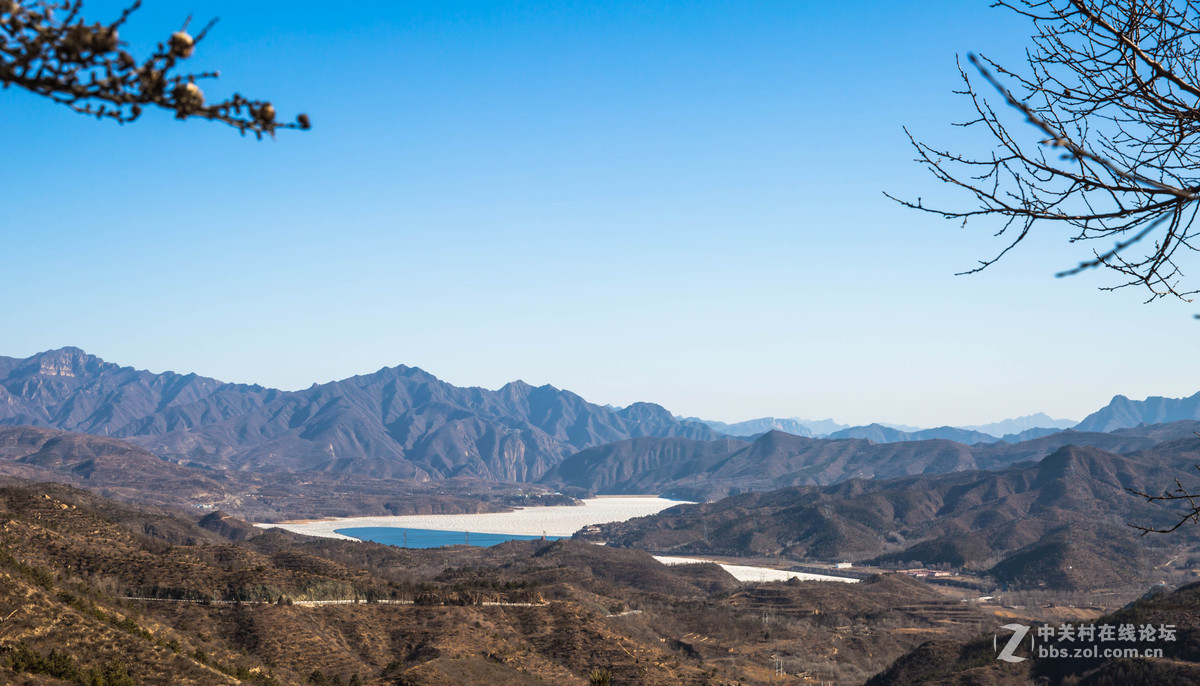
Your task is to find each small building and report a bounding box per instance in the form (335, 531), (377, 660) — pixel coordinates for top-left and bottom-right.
(834, 562), (852, 569)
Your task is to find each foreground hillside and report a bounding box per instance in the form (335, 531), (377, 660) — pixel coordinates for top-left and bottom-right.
(584, 442), (1200, 592)
(869, 581), (1200, 685)
(0, 477), (1000, 685)
(0, 347), (716, 481)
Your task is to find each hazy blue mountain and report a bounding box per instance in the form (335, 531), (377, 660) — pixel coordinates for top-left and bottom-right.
(683, 417), (815, 438)
(958, 412), (1076, 436)
(874, 422), (925, 432)
(827, 423), (998, 444)
(995, 426), (1064, 443)
(1075, 391), (1200, 432)
(680, 415), (854, 437)
(793, 418), (852, 436)
(0, 347), (719, 481)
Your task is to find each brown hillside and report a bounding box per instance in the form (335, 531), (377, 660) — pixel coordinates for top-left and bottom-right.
(0, 477), (993, 685)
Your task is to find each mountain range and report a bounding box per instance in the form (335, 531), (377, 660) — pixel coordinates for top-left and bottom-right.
(958, 411), (1077, 435)
(539, 422), (1200, 500)
(0, 347), (717, 481)
(690, 413), (1077, 442)
(7, 346), (1200, 684)
(0, 425), (569, 521)
(1076, 391), (1200, 432)
(8, 347), (1200, 497)
(682, 416), (817, 438)
(585, 439), (1200, 590)
(691, 394), (1200, 445)
(825, 423), (1068, 444)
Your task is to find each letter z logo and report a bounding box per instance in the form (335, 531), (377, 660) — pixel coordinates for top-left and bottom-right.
(995, 623), (1030, 663)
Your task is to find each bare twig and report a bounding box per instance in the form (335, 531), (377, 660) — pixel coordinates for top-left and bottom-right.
(898, 0), (1200, 301)
(0, 0), (310, 138)
(1127, 450), (1200, 534)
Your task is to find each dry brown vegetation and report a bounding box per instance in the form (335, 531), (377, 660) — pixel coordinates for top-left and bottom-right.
(0, 477), (1001, 684)
(869, 579), (1200, 685)
(589, 443), (1200, 594)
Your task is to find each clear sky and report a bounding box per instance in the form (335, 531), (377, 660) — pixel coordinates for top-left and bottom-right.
(3, 1), (1198, 428)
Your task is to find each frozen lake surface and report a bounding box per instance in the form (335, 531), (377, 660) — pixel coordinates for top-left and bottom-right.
(258, 496), (858, 583)
(260, 496), (686, 540)
(335, 526), (565, 549)
(652, 556), (858, 584)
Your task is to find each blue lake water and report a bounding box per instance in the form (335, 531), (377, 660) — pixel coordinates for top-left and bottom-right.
(336, 527), (565, 549)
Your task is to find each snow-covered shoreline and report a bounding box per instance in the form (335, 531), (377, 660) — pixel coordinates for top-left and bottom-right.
(257, 496), (859, 584)
(257, 496), (686, 540)
(652, 556), (859, 584)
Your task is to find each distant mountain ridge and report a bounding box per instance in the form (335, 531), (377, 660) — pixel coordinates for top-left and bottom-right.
(12, 347), (1200, 492)
(688, 412), (1075, 442)
(0, 425), (557, 520)
(682, 416), (816, 438)
(827, 423), (998, 444)
(541, 421), (1200, 500)
(825, 423), (1064, 444)
(958, 412), (1076, 435)
(586, 439), (1200, 590)
(0, 347), (718, 481)
(1076, 391), (1200, 432)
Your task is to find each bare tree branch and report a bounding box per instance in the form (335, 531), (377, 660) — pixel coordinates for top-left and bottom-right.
(1127, 463), (1200, 534)
(0, 0), (310, 138)
(899, 0), (1200, 301)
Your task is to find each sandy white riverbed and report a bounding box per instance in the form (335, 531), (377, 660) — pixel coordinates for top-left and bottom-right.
(652, 556), (859, 584)
(258, 496), (687, 540)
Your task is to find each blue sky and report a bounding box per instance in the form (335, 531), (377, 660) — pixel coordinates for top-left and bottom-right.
(4, 1), (1198, 427)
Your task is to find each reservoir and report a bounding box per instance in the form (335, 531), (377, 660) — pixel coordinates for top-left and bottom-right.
(334, 526), (564, 549)
(263, 495), (685, 540)
(259, 496), (857, 583)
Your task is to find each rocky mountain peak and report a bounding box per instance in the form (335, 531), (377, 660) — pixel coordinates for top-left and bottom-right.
(24, 346), (103, 378)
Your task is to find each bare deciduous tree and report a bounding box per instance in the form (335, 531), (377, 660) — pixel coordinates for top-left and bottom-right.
(0, 0), (308, 137)
(1128, 465), (1200, 534)
(895, 0), (1200, 301)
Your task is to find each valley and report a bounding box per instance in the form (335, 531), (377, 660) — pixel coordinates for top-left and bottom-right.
(13, 0), (1200, 681)
(0, 477), (1011, 685)
(4, 348), (1200, 683)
